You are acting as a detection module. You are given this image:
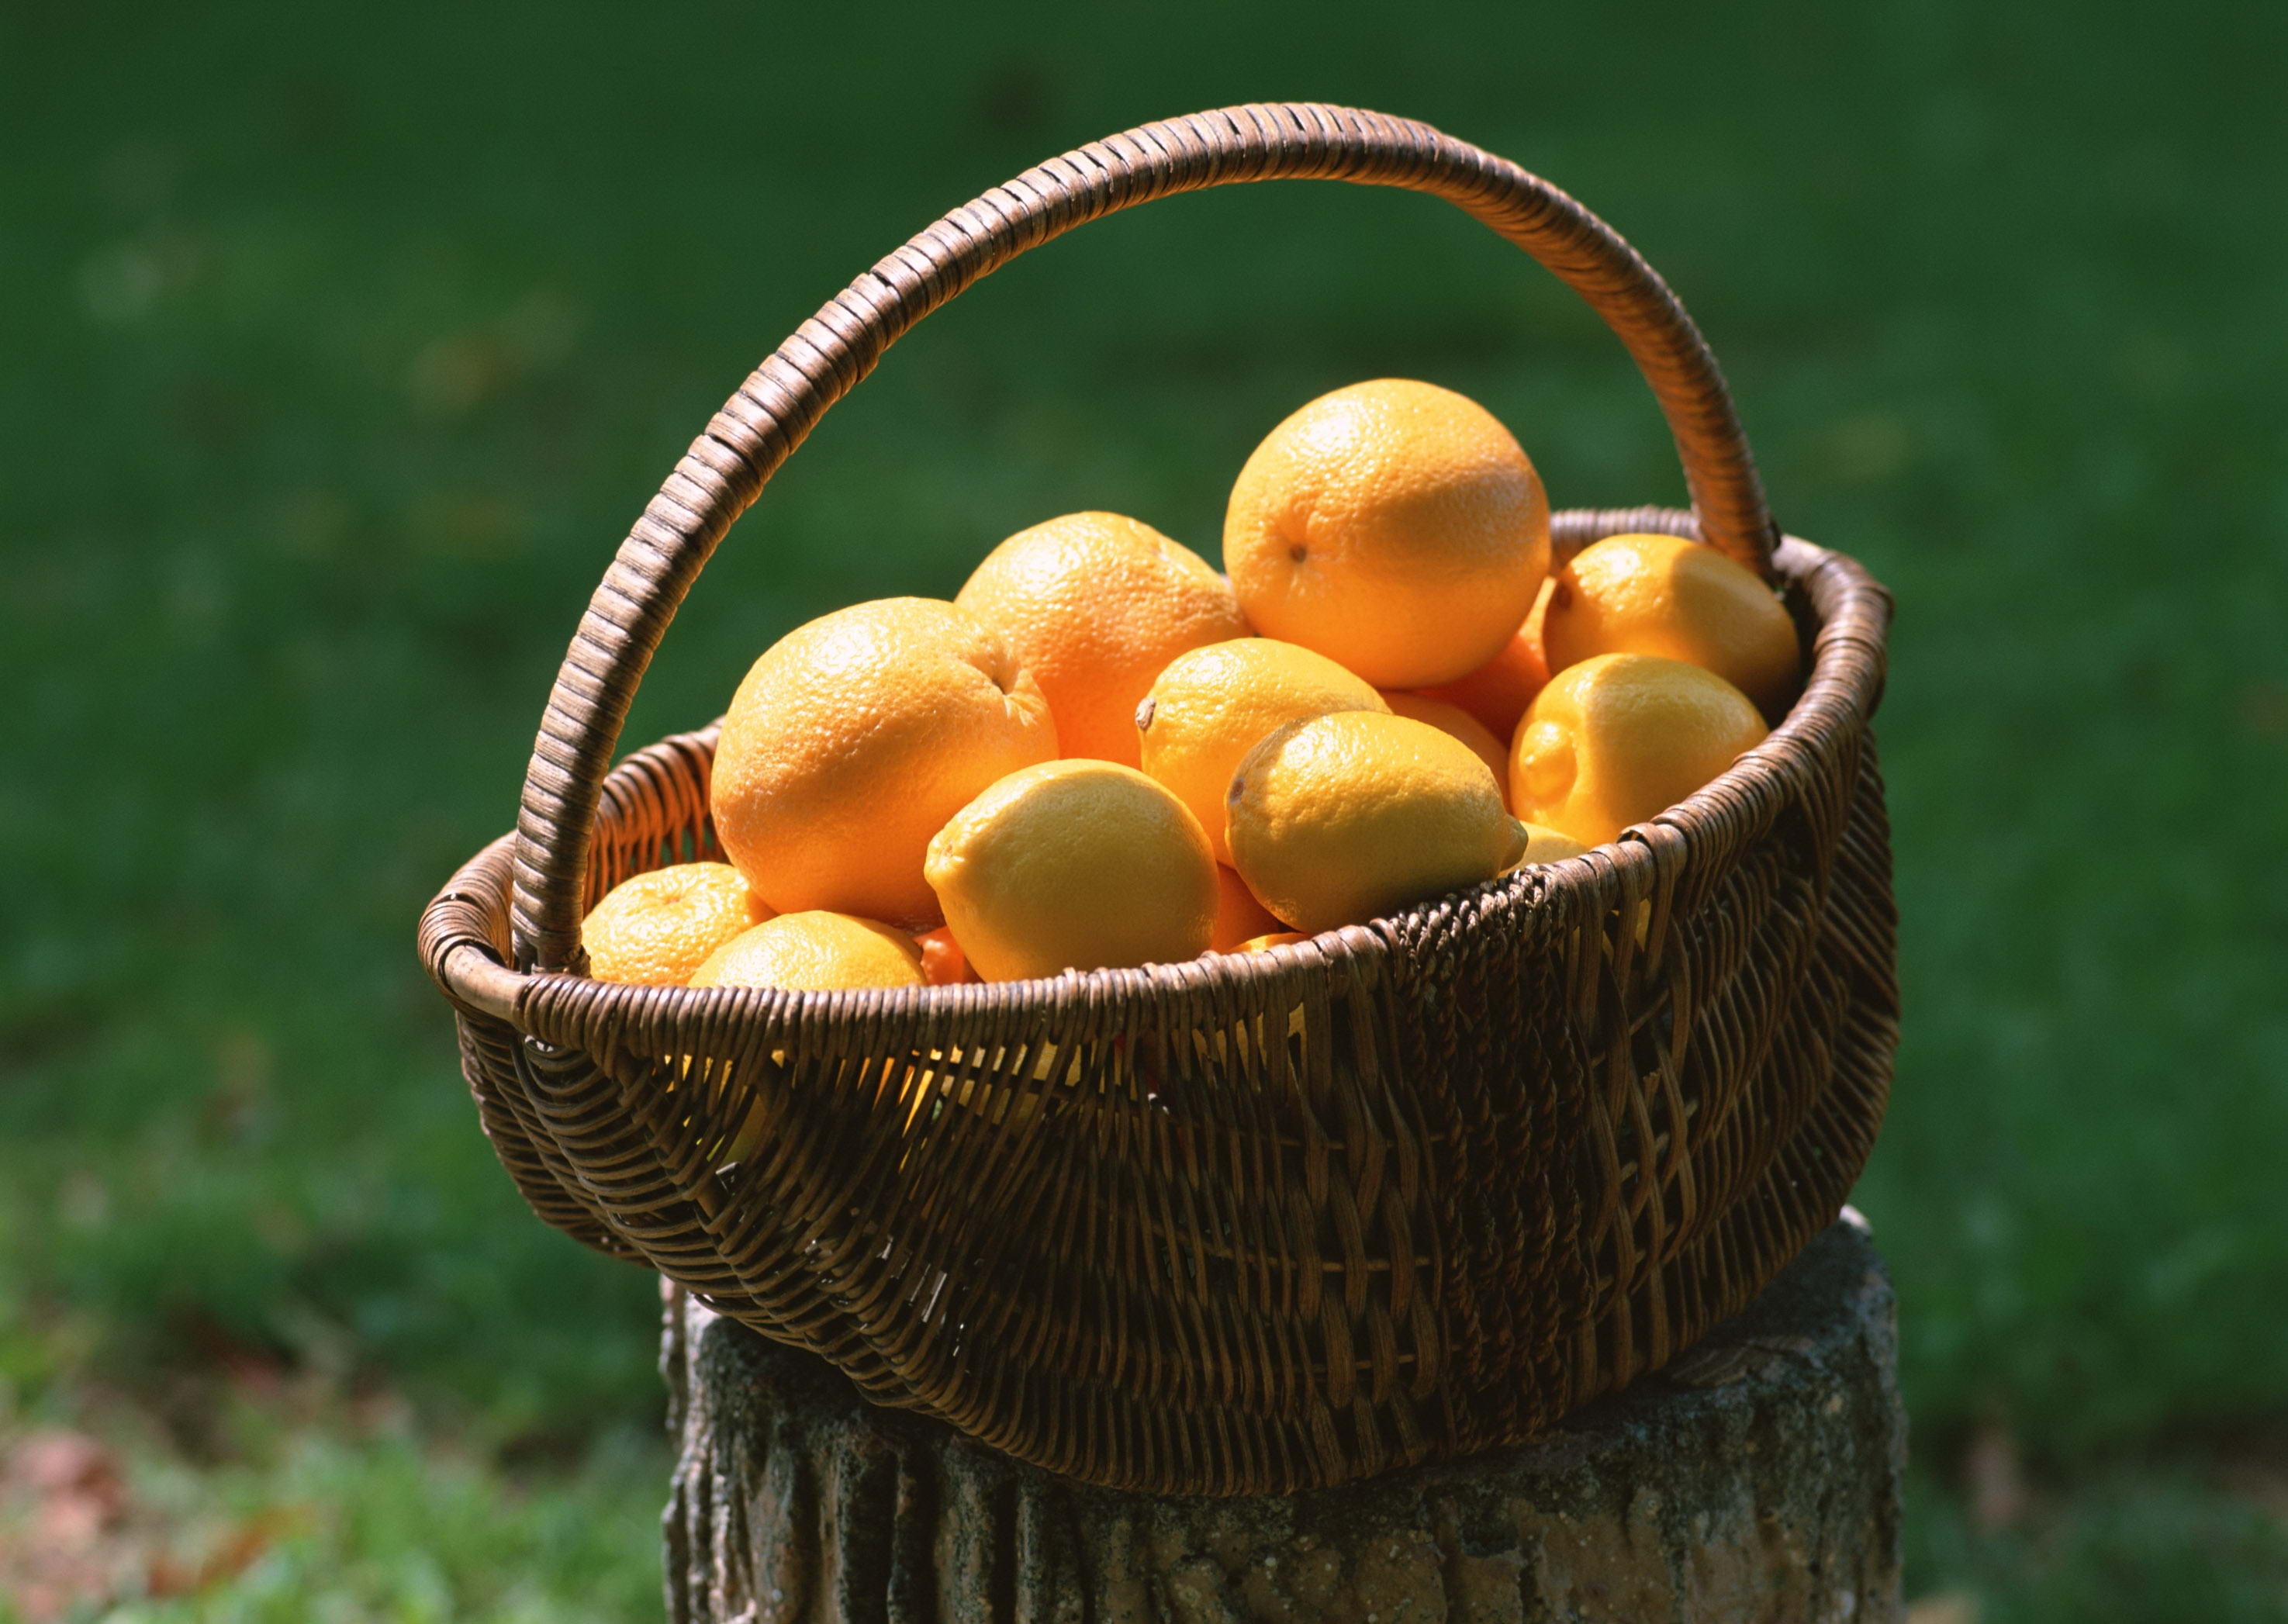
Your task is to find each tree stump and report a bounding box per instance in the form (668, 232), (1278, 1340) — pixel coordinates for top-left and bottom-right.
(660, 1215), (1903, 1622)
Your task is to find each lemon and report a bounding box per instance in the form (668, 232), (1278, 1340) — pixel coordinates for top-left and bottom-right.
(1542, 532), (1801, 717)
(1510, 653), (1768, 847)
(1379, 689), (1512, 808)
(1135, 638), (1388, 865)
(1225, 710), (1526, 935)
(925, 759), (1218, 982)
(1511, 823), (1590, 866)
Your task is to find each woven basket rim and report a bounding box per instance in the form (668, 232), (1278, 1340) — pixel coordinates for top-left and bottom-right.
(427, 517), (1887, 1035)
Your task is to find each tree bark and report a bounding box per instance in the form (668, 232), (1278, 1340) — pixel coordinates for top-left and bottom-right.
(662, 1214), (1903, 1622)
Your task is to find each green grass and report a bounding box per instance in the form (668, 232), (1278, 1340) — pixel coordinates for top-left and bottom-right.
(0, 1388), (663, 1623)
(1904, 1458), (2288, 1624)
(5, 0), (2286, 1613)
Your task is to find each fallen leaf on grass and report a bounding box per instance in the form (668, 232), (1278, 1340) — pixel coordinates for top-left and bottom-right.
(146, 1506), (302, 1598)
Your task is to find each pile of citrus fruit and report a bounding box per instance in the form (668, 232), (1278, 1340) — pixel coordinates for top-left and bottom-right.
(582, 379), (1799, 993)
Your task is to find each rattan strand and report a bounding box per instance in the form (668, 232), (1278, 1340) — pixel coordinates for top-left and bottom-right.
(417, 106), (1898, 1496)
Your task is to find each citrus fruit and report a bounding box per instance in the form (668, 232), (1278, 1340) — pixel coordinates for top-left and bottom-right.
(1209, 861), (1284, 952)
(954, 511), (1251, 768)
(925, 759), (1218, 982)
(1226, 710), (1527, 935)
(914, 926), (975, 986)
(1239, 930), (1310, 952)
(1511, 823), (1590, 866)
(1135, 638), (1388, 865)
(710, 597), (1056, 928)
(580, 862), (772, 986)
(690, 911), (927, 991)
(1379, 690), (1512, 808)
(1510, 653), (1768, 847)
(1416, 575), (1554, 740)
(1541, 532), (1801, 717)
(1222, 378), (1550, 688)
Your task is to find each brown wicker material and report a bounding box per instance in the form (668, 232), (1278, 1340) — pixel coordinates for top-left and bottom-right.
(418, 104), (1897, 1496)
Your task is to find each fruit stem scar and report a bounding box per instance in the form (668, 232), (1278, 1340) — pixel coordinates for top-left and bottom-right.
(1135, 697), (1156, 731)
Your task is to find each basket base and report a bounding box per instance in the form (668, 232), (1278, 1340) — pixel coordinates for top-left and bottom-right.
(662, 1214), (1903, 1622)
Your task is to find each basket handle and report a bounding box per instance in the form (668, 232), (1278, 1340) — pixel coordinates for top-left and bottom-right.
(509, 103), (1778, 973)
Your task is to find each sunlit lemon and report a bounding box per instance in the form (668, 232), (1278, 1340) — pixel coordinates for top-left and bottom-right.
(1541, 532), (1801, 717)
(1226, 710), (1527, 935)
(1510, 653), (1768, 847)
(1135, 638), (1388, 865)
(1379, 690), (1512, 809)
(925, 759), (1218, 982)
(1510, 823), (1591, 867)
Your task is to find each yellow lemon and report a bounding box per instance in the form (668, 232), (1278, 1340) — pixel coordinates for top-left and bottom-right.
(710, 597), (1057, 929)
(925, 759), (1218, 982)
(955, 511), (1251, 767)
(1542, 532), (1802, 717)
(1378, 689), (1512, 809)
(1510, 653), (1768, 847)
(690, 911), (927, 991)
(1511, 823), (1591, 866)
(581, 862), (772, 986)
(1222, 379), (1550, 688)
(1136, 638), (1389, 865)
(1226, 710), (1527, 935)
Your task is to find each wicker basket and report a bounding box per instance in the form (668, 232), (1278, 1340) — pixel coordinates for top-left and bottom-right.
(418, 103), (1897, 1497)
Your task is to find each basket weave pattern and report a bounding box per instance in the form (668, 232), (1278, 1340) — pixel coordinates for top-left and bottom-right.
(419, 105), (1897, 1496)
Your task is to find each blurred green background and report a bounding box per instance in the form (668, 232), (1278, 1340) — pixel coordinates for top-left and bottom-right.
(5, 1), (2284, 1617)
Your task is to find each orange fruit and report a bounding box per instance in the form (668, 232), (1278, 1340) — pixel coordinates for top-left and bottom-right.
(1222, 378), (1550, 689)
(926, 759), (1218, 982)
(1542, 532), (1802, 717)
(710, 597), (1056, 929)
(1379, 690), (1512, 809)
(1416, 575), (1554, 740)
(1511, 823), (1590, 866)
(580, 862), (772, 986)
(690, 911), (927, 991)
(955, 511), (1251, 767)
(1510, 653), (1768, 847)
(1209, 862), (1284, 952)
(914, 926), (976, 986)
(1226, 711), (1527, 935)
(1135, 638), (1389, 865)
